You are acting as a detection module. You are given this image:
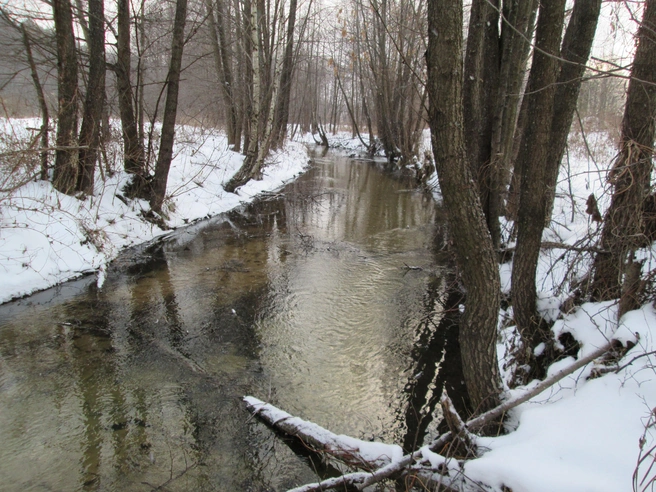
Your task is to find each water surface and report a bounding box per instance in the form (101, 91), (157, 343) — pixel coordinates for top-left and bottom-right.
(0, 153), (465, 491)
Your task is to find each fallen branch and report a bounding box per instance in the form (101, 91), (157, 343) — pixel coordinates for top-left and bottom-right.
(466, 340), (615, 431)
(243, 397), (403, 470)
(440, 392), (477, 457)
(246, 339), (618, 491)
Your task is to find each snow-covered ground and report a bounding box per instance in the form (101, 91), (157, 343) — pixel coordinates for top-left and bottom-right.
(476, 130), (656, 492)
(0, 120), (310, 303)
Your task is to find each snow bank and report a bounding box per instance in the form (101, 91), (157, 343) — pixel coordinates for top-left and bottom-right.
(468, 304), (656, 492)
(0, 121), (310, 303)
(468, 130), (656, 492)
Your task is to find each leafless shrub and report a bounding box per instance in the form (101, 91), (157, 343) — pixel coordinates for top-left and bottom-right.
(0, 118), (44, 193)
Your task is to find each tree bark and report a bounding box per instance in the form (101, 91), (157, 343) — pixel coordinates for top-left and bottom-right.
(489, 0), (538, 247)
(591, 0), (656, 310)
(205, 0), (238, 148)
(115, 0), (145, 179)
(270, 0), (297, 149)
(510, 0), (567, 362)
(223, 0), (261, 193)
(543, 0), (602, 225)
(463, 0), (500, 227)
(148, 0), (188, 212)
(426, 0), (501, 413)
(77, 0), (105, 195)
(52, 0), (79, 195)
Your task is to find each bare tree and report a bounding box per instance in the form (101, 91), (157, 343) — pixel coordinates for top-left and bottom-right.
(543, 0), (603, 225)
(269, 0), (298, 149)
(148, 0), (188, 212)
(205, 0), (239, 148)
(511, 0), (568, 376)
(20, 23), (50, 180)
(77, 0), (105, 195)
(463, 0), (500, 233)
(426, 0), (501, 414)
(114, 0), (145, 182)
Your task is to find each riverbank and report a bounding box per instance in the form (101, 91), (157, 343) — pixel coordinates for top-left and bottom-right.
(0, 121), (310, 304)
(295, 126), (656, 492)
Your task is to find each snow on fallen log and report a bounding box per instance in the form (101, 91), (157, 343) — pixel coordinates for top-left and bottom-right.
(245, 339), (621, 491)
(243, 396), (403, 470)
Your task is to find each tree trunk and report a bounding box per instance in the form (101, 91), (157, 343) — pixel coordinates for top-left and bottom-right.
(52, 0), (79, 195)
(489, 0), (538, 248)
(148, 0), (188, 212)
(510, 0), (567, 372)
(591, 0), (656, 311)
(77, 0), (105, 195)
(115, 0), (145, 179)
(223, 0), (261, 193)
(463, 0), (500, 228)
(543, 0), (602, 225)
(270, 0), (297, 149)
(21, 23), (49, 181)
(426, 0), (501, 413)
(205, 0), (238, 147)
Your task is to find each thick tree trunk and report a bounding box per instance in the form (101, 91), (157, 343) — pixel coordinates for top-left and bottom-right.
(115, 0), (145, 179)
(148, 0), (188, 212)
(511, 0), (567, 372)
(52, 0), (79, 195)
(543, 0), (602, 225)
(489, 0), (538, 247)
(591, 0), (656, 311)
(77, 0), (105, 195)
(21, 24), (49, 181)
(426, 0), (501, 413)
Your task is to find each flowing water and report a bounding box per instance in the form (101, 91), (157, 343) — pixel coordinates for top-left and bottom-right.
(0, 152), (466, 491)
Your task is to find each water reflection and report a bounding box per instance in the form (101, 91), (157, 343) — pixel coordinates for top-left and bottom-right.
(0, 153), (462, 490)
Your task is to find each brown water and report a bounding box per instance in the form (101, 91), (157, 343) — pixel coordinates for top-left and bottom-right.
(0, 153), (465, 491)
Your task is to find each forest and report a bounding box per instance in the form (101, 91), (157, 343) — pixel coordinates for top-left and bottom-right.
(1, 0), (656, 490)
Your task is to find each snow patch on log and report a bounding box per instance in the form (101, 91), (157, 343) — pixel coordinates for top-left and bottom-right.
(244, 396), (404, 468)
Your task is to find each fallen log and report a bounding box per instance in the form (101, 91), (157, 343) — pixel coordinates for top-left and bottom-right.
(245, 339), (618, 491)
(243, 397), (403, 470)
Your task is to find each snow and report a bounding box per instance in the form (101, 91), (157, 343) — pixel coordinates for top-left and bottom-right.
(0, 120), (310, 303)
(469, 307), (656, 492)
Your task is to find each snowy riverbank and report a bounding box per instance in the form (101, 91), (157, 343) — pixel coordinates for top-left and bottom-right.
(291, 127), (656, 492)
(0, 121), (310, 304)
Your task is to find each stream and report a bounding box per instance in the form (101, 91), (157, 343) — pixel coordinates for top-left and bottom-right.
(0, 152), (466, 491)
